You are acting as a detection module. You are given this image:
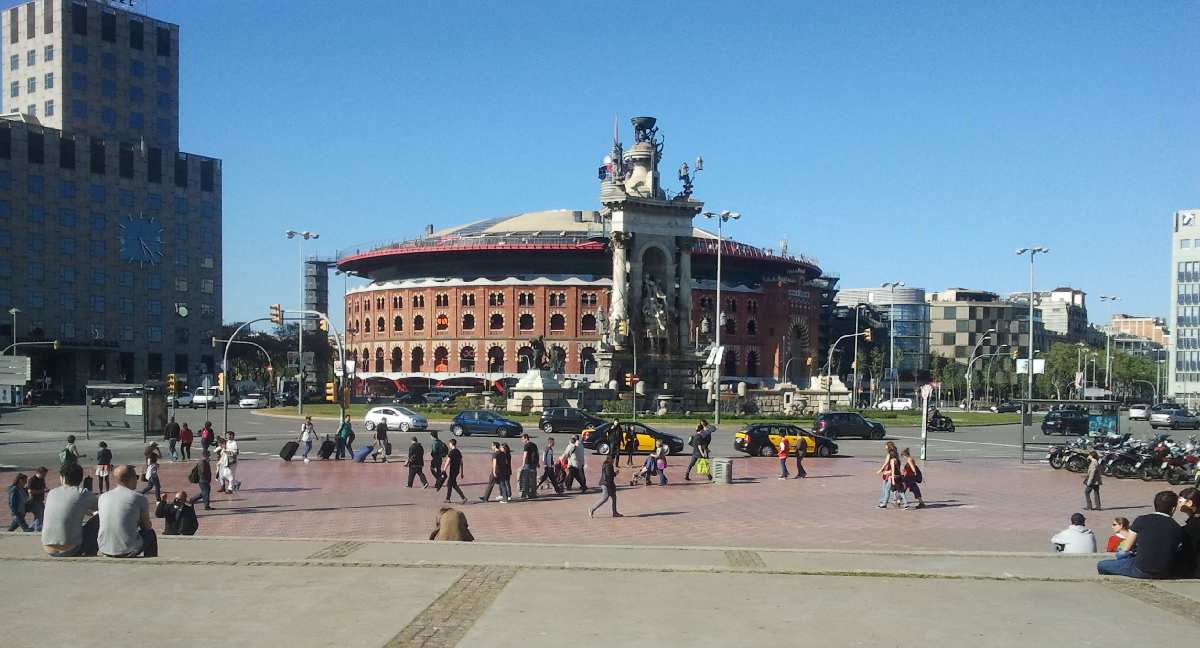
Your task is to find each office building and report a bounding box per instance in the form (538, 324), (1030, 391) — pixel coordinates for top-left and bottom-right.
(927, 288), (1047, 364)
(1110, 313), (1169, 347)
(834, 286), (930, 376)
(1, 0), (222, 398)
(1007, 287), (1088, 342)
(1169, 209), (1200, 401)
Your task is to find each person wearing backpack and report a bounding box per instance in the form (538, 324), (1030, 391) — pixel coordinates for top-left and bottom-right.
(59, 435), (83, 469)
(900, 448), (925, 509)
(299, 416), (319, 463)
(429, 431), (448, 490)
(187, 452), (213, 510)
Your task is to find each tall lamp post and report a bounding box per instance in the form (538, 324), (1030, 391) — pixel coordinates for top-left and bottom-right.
(1016, 246), (1049, 402)
(1099, 295), (1119, 396)
(7, 308), (19, 355)
(285, 230), (319, 415)
(880, 282), (904, 401)
(704, 210), (740, 425)
(965, 328), (996, 412)
(851, 304), (865, 408)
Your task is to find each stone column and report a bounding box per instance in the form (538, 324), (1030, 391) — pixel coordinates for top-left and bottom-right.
(610, 232), (629, 350)
(677, 237), (693, 352)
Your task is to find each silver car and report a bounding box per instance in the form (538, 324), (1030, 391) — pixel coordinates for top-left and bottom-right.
(1128, 404), (1150, 421)
(1149, 408), (1200, 430)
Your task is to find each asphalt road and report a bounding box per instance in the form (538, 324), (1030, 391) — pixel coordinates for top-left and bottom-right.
(0, 405), (1178, 472)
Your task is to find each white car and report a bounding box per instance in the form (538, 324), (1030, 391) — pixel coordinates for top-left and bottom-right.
(1128, 404), (1150, 421)
(875, 398), (914, 411)
(172, 392), (195, 408)
(239, 393), (268, 408)
(192, 387), (225, 408)
(104, 391), (139, 408)
(364, 406), (428, 433)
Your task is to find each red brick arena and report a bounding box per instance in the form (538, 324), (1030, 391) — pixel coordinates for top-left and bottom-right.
(337, 209), (826, 392)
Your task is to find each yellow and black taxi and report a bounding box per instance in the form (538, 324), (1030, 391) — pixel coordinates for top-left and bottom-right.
(734, 423), (838, 458)
(580, 421), (685, 455)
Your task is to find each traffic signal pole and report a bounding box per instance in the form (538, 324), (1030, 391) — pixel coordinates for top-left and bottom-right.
(223, 317), (275, 436)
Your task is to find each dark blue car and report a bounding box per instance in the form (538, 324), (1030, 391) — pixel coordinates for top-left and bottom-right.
(450, 410), (523, 437)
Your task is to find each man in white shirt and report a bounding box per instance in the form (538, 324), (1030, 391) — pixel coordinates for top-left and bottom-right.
(1052, 512), (1097, 554)
(561, 435), (587, 493)
(224, 431), (240, 491)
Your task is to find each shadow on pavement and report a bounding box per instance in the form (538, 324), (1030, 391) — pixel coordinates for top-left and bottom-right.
(631, 511), (686, 518)
(206, 502), (415, 516)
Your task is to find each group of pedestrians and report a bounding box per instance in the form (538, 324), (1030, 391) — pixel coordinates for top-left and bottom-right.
(876, 441), (926, 509)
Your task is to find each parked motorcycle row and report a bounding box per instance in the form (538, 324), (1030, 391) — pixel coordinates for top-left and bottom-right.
(1047, 433), (1200, 486)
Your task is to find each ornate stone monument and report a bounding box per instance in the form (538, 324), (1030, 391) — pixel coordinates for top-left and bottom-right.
(506, 335), (567, 414)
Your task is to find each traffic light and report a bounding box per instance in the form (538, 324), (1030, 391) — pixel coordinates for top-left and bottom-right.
(805, 357), (813, 368)
(266, 364), (273, 374)
(863, 328), (872, 342)
(319, 318), (329, 332)
(217, 372), (224, 392)
(616, 320), (628, 336)
(624, 373), (633, 387)
(166, 373), (177, 396)
(1011, 349), (1019, 360)
(325, 381), (336, 403)
(270, 304), (283, 325)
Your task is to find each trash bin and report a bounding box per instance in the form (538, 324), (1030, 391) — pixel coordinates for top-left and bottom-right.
(711, 458), (733, 484)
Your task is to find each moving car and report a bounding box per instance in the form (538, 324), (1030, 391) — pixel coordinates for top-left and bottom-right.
(813, 412), (886, 440)
(874, 398), (914, 411)
(172, 392), (195, 408)
(580, 421), (685, 455)
(538, 407), (604, 434)
(734, 423), (838, 458)
(192, 387), (224, 408)
(425, 391), (459, 405)
(1041, 409), (1090, 435)
(1150, 408), (1200, 430)
(449, 410), (522, 437)
(102, 391), (139, 408)
(990, 401), (1022, 414)
(238, 393), (268, 408)
(365, 406), (429, 432)
(1128, 404), (1150, 421)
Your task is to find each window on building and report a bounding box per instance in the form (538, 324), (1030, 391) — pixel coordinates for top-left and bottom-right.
(174, 155), (187, 188)
(44, 45), (52, 61)
(175, 277), (187, 292)
(413, 315), (425, 331)
(89, 140), (105, 174)
(57, 208), (75, 227)
(462, 313), (475, 330)
(26, 130), (43, 163)
(60, 294), (76, 310)
(91, 295), (105, 313)
(200, 279), (213, 294)
(147, 326), (162, 343)
(200, 160), (215, 191)
(101, 11), (116, 42)
(119, 143), (134, 179)
(156, 26), (171, 56)
(27, 175), (43, 194)
(26, 104), (36, 118)
(71, 45), (86, 63)
(101, 78), (115, 98)
(43, 72), (52, 90)
(519, 313), (535, 331)
(581, 313), (596, 331)
(724, 318), (736, 335)
(71, 3), (87, 35)
(129, 19), (143, 49)
(26, 50), (33, 66)
(9, 81), (17, 98)
(57, 180), (75, 198)
(1183, 239), (1192, 249)
(119, 299), (133, 315)
(392, 315), (403, 332)
(43, 99), (53, 116)
(147, 300), (161, 315)
(490, 313), (504, 330)
(147, 147), (162, 183)
(130, 59), (143, 77)
(147, 274), (161, 290)
(26, 76), (35, 93)
(436, 313), (449, 331)
(88, 184), (104, 203)
(59, 137), (75, 169)
(0, 127), (9, 158)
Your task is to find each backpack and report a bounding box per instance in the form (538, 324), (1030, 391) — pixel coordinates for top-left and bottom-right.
(187, 465), (200, 484)
(914, 465), (924, 484)
(687, 435), (696, 447)
(59, 447), (77, 466)
(432, 439), (447, 458)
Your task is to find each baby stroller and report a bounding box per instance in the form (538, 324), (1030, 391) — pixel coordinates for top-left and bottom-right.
(630, 456), (656, 486)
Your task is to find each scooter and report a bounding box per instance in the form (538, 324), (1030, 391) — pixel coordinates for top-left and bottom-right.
(927, 416), (955, 433)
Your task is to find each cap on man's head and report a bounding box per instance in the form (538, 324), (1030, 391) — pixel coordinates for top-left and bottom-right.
(1070, 512), (1086, 525)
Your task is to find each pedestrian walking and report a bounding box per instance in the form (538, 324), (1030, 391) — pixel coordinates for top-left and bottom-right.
(777, 436), (790, 479)
(651, 441), (669, 486)
(1084, 450), (1102, 511)
(299, 416), (318, 463)
(405, 437), (429, 488)
(179, 423), (193, 461)
(793, 432), (808, 479)
(876, 442), (907, 508)
(442, 439), (467, 504)
(216, 440), (234, 493)
(59, 435), (82, 469)
(164, 416), (181, 462)
(606, 421), (622, 465)
(562, 435), (588, 493)
(7, 473), (32, 532)
(188, 452), (214, 510)
(589, 458), (622, 518)
(27, 467), (48, 531)
(94, 442), (113, 494)
(480, 442), (504, 502)
(224, 431), (241, 492)
(372, 420), (390, 462)
(336, 415), (353, 460)
(685, 421), (712, 481)
(538, 437), (564, 494)
(138, 455), (162, 500)
(199, 421), (215, 456)
(900, 448), (925, 509)
(429, 430), (448, 490)
(497, 443), (514, 502)
(519, 433), (539, 499)
(623, 425), (638, 467)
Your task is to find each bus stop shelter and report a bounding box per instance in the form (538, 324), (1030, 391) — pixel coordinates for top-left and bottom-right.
(1019, 399), (1122, 464)
(84, 382), (167, 442)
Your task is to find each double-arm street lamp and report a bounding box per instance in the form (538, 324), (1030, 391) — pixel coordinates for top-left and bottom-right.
(285, 230), (319, 415)
(1016, 246), (1049, 401)
(880, 281), (904, 401)
(1099, 295), (1120, 394)
(704, 210), (740, 425)
(965, 328), (996, 412)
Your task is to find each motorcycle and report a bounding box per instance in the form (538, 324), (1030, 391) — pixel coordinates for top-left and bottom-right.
(927, 416), (955, 433)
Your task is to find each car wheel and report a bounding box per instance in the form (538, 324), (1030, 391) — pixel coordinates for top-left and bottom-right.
(758, 444), (775, 457)
(816, 445), (833, 458)
(598, 442), (611, 455)
(451, 425), (464, 437)
(872, 429), (885, 441)
(542, 422), (554, 433)
(400, 422), (411, 433)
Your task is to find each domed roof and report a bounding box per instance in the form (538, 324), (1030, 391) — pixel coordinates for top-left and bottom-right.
(433, 209), (723, 242)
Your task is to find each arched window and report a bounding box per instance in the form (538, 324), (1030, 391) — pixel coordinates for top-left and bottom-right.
(434, 347), (449, 372)
(390, 348), (401, 372)
(394, 315), (403, 332)
(410, 347), (424, 372)
(374, 347), (385, 373)
(723, 350), (738, 377)
(364, 318), (372, 333)
(413, 315), (424, 331)
(459, 346), (476, 372)
(724, 317), (736, 336)
(580, 347), (597, 374)
(461, 293), (475, 306)
(747, 319), (757, 336)
(376, 317), (385, 332)
(436, 313), (449, 331)
(517, 346), (535, 372)
(747, 299), (758, 314)
(580, 313), (597, 331)
(487, 346), (505, 373)
(490, 313), (504, 330)
(746, 350), (759, 377)
(550, 314), (565, 331)
(462, 313), (475, 330)
(435, 293), (448, 307)
(725, 297), (738, 312)
(392, 295), (402, 308)
(519, 313), (534, 331)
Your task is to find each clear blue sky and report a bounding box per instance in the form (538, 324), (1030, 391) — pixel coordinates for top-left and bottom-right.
(144, 1), (1198, 328)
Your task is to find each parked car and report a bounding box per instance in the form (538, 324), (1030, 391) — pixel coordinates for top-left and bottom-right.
(734, 423), (838, 458)
(580, 421), (685, 455)
(538, 407), (604, 434)
(365, 406), (429, 432)
(813, 412), (886, 440)
(1128, 404), (1151, 421)
(425, 391), (459, 405)
(172, 392), (195, 408)
(1041, 409), (1090, 435)
(192, 387), (224, 408)
(874, 398), (914, 411)
(103, 391), (139, 408)
(1150, 408), (1200, 430)
(449, 410), (522, 437)
(991, 401), (1022, 414)
(238, 393), (268, 409)
(390, 392), (426, 405)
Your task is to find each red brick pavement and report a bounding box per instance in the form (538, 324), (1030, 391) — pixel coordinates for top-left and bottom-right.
(141, 453), (1170, 552)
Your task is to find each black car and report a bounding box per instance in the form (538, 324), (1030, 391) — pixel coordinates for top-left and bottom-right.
(991, 401), (1022, 413)
(1041, 410), (1090, 435)
(812, 412), (886, 440)
(538, 407), (604, 434)
(580, 421), (685, 455)
(734, 423), (839, 458)
(390, 392), (426, 405)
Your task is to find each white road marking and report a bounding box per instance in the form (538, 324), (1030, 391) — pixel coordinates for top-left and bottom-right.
(888, 434), (1021, 449)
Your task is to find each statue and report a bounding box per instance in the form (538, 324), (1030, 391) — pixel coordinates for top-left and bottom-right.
(596, 307), (612, 350)
(529, 336), (548, 371)
(549, 346), (566, 375)
(641, 276), (671, 354)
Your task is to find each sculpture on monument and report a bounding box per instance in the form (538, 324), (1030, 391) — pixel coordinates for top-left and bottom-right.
(529, 336), (548, 371)
(641, 276), (672, 354)
(596, 307), (612, 351)
(548, 346), (566, 375)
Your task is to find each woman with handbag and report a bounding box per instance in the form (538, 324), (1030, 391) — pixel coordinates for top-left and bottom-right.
(900, 448), (925, 509)
(876, 442), (906, 509)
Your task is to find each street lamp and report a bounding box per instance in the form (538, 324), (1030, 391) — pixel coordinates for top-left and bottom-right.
(851, 304), (866, 408)
(965, 328), (996, 411)
(1016, 246), (1049, 401)
(285, 230), (319, 415)
(7, 307), (19, 356)
(703, 210), (740, 425)
(1099, 295), (1119, 394)
(880, 281), (904, 401)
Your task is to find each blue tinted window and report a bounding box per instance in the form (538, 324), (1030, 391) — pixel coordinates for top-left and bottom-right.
(0, 259), (10, 277)
(156, 118), (172, 137)
(90, 213), (106, 231)
(156, 93), (171, 109)
(72, 72), (87, 90)
(0, 230), (9, 247)
(59, 238), (77, 255)
(28, 206), (45, 223)
(60, 295), (75, 311)
(100, 107), (116, 126)
(29, 232), (44, 251)
(89, 184), (106, 203)
(101, 79), (116, 97)
(147, 300), (161, 315)
(90, 241), (105, 257)
(175, 250), (189, 266)
(129, 86), (143, 102)
(72, 46), (88, 63)
(101, 52), (116, 70)
(147, 326), (162, 343)
(91, 295), (105, 312)
(119, 191), (135, 208)
(128, 112), (143, 129)
(58, 209), (76, 227)
(60, 267), (75, 284)
(119, 271), (134, 288)
(175, 224), (188, 241)
(147, 194), (161, 209)
(0, 172), (10, 190)
(148, 274), (161, 290)
(199, 202), (214, 219)
(58, 181), (76, 198)
(0, 199), (9, 218)
(130, 60), (144, 77)
(175, 197), (189, 215)
(156, 66), (170, 82)
(71, 100), (87, 118)
(28, 175), (44, 194)
(28, 262), (44, 280)
(29, 292), (44, 309)
(120, 298), (133, 314)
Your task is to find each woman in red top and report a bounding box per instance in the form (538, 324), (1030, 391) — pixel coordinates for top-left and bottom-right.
(900, 448), (925, 509)
(1107, 517), (1131, 553)
(777, 437), (790, 479)
(876, 442), (905, 508)
(179, 423), (194, 461)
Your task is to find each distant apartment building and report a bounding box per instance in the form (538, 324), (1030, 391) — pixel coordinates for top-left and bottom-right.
(1006, 287), (1088, 342)
(834, 286), (930, 375)
(1110, 313), (1169, 347)
(1169, 209), (1200, 400)
(1, 0), (222, 398)
(927, 288), (1048, 365)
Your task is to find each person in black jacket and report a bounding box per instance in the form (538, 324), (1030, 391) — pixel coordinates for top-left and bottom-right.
(1177, 487), (1200, 578)
(187, 453), (213, 510)
(156, 492), (198, 536)
(405, 437), (428, 488)
(589, 458), (621, 518)
(429, 431), (448, 490)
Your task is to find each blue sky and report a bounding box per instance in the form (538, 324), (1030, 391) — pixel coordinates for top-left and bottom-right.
(114, 2), (1200, 328)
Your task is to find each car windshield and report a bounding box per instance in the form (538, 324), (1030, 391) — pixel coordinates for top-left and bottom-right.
(396, 407), (417, 417)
